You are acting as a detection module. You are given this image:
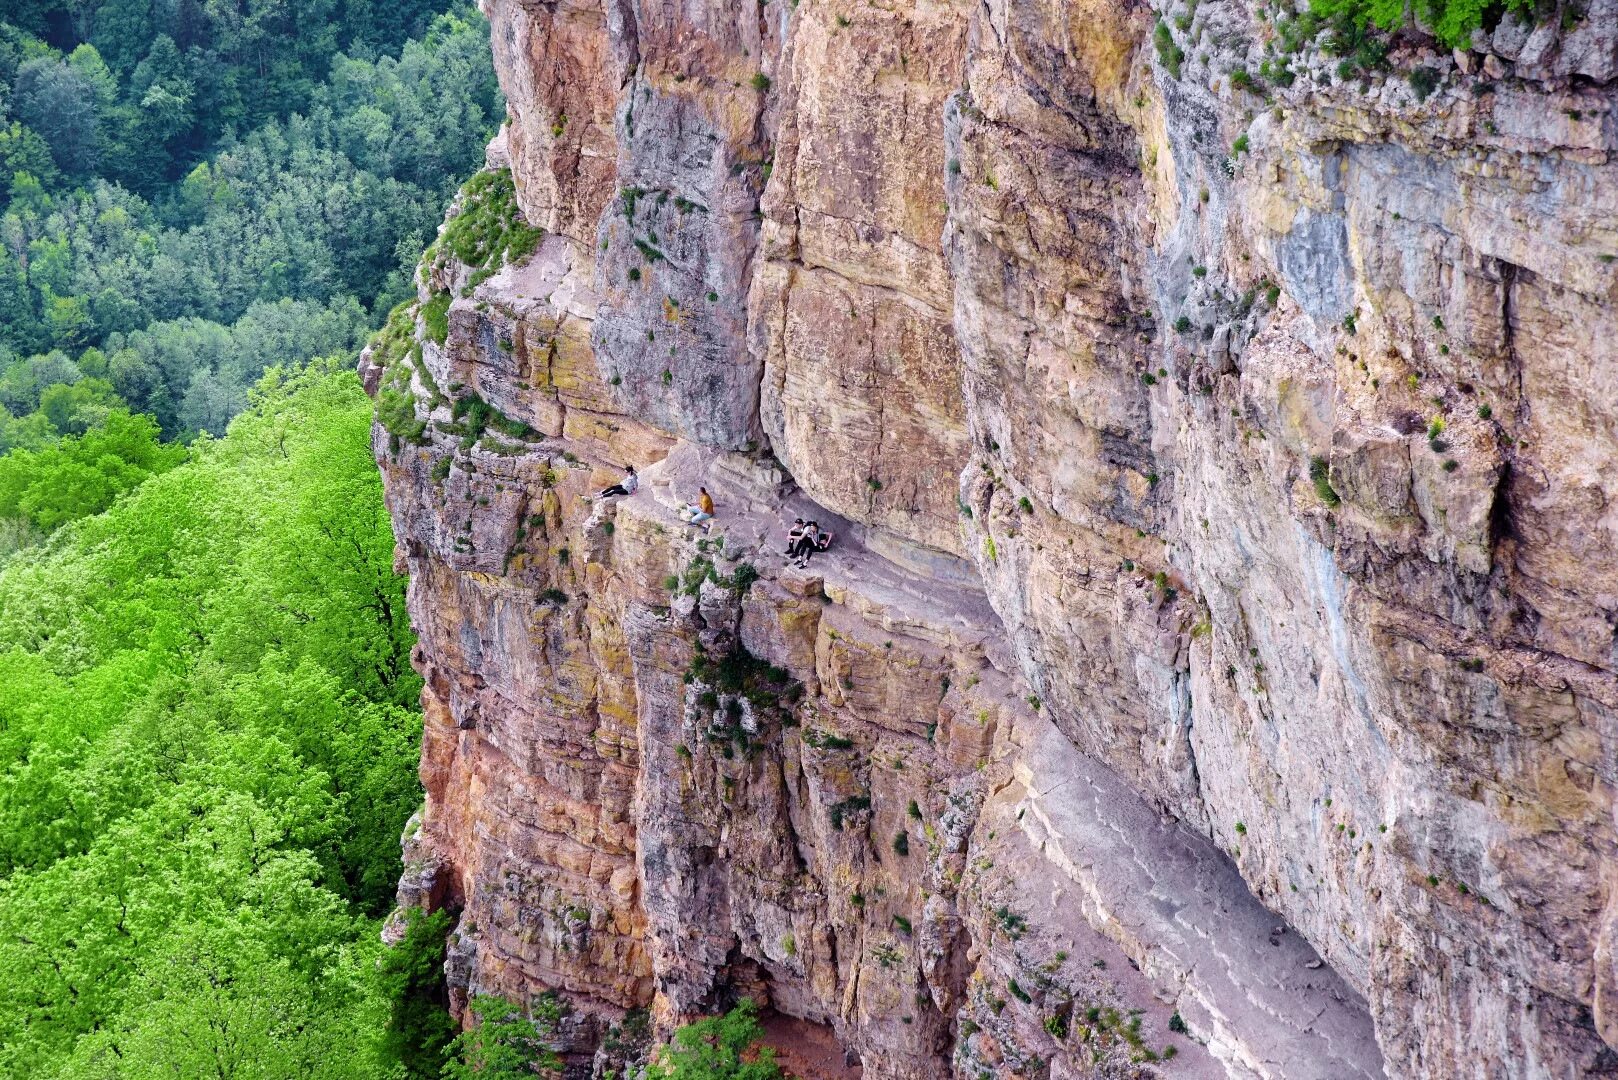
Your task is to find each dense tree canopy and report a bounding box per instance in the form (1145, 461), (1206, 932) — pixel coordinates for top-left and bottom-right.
(0, 3), (500, 448)
(0, 360), (424, 1076)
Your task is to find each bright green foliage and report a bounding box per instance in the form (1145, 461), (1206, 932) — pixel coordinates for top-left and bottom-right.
(1153, 20), (1185, 78)
(1309, 455), (1342, 508)
(0, 408), (184, 541)
(1308, 0), (1537, 48)
(0, 360), (427, 1076)
(641, 1000), (784, 1080)
(423, 168), (545, 291)
(423, 291), (453, 346)
(443, 995), (565, 1080)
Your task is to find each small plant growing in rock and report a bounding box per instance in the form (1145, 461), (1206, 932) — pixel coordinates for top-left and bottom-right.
(907, 799), (922, 820)
(829, 794), (872, 830)
(750, 72), (771, 92)
(781, 933), (796, 957)
(661, 369), (673, 384)
(1192, 265), (1207, 278)
(1408, 66), (1438, 102)
(993, 906), (1028, 939)
(1018, 496), (1033, 513)
(1043, 1013), (1069, 1038)
(1168, 1012), (1187, 1034)
(893, 914), (913, 935)
(1008, 979), (1032, 1004)
(1234, 821), (1247, 835)
(1309, 456), (1341, 508)
(893, 832), (910, 856)
(1154, 20), (1184, 78)
(1173, 315), (1192, 333)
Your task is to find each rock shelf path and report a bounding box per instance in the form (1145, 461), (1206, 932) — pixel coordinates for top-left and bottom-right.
(635, 442), (1386, 1079)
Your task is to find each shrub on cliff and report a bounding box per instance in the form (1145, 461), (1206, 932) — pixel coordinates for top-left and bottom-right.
(641, 999), (783, 1080)
(1309, 0), (1538, 49)
(443, 994), (564, 1080)
(379, 908), (459, 1080)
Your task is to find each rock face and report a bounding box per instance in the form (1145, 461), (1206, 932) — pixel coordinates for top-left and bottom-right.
(370, 1), (1618, 1076)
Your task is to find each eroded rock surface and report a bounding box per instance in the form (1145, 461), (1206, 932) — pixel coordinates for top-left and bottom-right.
(371, 0), (1618, 1075)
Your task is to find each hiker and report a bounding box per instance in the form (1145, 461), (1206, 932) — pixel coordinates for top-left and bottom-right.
(789, 521), (821, 568)
(599, 465), (637, 498)
(680, 486), (715, 529)
(783, 518), (805, 556)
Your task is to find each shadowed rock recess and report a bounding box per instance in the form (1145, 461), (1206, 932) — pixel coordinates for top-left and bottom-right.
(366, 0), (1618, 1076)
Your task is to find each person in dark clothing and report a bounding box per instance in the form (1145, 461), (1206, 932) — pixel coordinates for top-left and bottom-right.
(789, 521), (821, 568)
(784, 518), (805, 556)
(599, 465), (637, 498)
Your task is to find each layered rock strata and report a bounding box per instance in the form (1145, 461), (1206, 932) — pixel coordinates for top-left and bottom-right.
(371, 0), (1618, 1076)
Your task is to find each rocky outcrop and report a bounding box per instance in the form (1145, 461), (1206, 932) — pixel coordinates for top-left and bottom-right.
(370, 0), (1618, 1076)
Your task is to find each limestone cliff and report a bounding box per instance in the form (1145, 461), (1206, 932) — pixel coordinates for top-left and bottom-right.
(368, 1), (1618, 1076)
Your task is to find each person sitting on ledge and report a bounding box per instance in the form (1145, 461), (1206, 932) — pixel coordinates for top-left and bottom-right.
(680, 486), (715, 530)
(788, 521), (821, 568)
(598, 464), (637, 498)
(783, 518), (805, 556)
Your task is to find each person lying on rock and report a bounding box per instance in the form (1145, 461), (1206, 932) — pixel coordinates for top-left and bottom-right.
(598, 464), (637, 498)
(680, 486), (715, 530)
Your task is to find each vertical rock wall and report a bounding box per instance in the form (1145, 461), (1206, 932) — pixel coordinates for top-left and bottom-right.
(371, 0), (1618, 1076)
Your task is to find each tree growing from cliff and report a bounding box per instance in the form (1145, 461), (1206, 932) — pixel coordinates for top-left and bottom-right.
(442, 994), (564, 1080)
(379, 908), (460, 1080)
(641, 1000), (784, 1080)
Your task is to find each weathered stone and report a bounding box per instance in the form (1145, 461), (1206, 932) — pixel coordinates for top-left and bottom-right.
(373, 1), (1618, 1076)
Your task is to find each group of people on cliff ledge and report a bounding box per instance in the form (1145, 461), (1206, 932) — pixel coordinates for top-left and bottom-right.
(596, 464), (834, 565)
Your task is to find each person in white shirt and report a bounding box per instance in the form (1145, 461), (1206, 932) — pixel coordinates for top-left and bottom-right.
(599, 465), (638, 498)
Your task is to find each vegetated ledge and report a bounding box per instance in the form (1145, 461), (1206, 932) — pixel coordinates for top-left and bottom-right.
(622, 442), (1383, 1077)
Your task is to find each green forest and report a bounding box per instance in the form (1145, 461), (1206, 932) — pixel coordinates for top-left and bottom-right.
(0, 0), (499, 1074)
(0, 361), (429, 1076)
(0, 0), (500, 485)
